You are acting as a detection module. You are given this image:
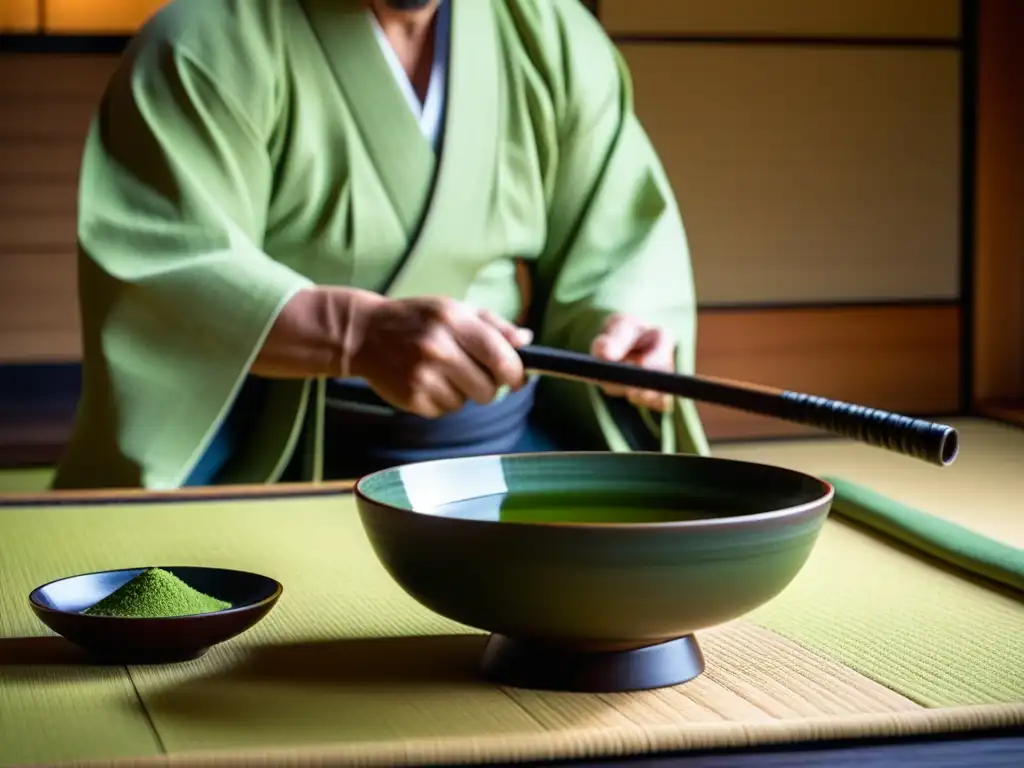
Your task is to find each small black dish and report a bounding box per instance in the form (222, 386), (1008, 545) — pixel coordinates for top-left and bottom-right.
(29, 566), (282, 664)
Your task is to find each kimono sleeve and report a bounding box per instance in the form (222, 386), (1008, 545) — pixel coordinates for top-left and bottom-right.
(535, 0), (710, 457)
(54, 31), (312, 490)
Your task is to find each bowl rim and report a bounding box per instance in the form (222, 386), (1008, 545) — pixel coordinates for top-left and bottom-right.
(27, 565), (284, 620)
(354, 451), (835, 531)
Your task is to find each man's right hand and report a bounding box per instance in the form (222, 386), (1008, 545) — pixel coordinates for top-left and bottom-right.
(348, 294), (533, 418)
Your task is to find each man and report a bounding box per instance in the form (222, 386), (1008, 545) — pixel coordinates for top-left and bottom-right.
(52, 0), (710, 490)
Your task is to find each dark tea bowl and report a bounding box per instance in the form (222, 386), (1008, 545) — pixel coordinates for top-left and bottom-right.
(355, 452), (833, 693)
(29, 566), (282, 664)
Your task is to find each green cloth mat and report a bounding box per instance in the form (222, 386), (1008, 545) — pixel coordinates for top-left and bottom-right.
(823, 475), (1024, 594)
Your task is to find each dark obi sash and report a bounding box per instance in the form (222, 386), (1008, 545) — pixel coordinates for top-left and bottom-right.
(186, 374), (578, 486)
(321, 375), (544, 478)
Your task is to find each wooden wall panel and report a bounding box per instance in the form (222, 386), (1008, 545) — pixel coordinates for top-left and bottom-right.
(695, 304), (960, 439)
(600, 0), (960, 39)
(0, 55), (120, 97)
(0, 0), (39, 32)
(0, 181), (79, 213)
(0, 141), (84, 180)
(620, 44), (961, 305)
(0, 214), (77, 251)
(973, 0), (1024, 407)
(0, 252), (81, 363)
(43, 0), (166, 33)
(0, 55), (113, 365)
(0, 98), (97, 138)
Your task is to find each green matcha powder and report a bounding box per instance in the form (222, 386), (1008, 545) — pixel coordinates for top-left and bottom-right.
(82, 568), (232, 618)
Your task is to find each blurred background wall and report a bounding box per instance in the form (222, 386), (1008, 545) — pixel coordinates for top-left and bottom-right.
(0, 0), (1020, 466)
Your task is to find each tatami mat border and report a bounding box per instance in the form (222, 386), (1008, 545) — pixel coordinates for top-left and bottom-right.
(62, 705), (1024, 768)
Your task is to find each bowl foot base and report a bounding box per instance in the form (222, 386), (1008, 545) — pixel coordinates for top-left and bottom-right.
(480, 634), (705, 692)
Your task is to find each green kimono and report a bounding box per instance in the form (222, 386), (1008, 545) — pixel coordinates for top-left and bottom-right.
(52, 0), (709, 491)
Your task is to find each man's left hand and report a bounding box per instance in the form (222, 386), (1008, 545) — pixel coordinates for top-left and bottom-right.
(590, 314), (674, 412)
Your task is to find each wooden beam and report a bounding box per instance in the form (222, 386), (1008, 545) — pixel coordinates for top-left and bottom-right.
(972, 0), (1024, 407)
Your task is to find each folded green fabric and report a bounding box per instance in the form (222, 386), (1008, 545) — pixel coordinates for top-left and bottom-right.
(822, 475), (1024, 595)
